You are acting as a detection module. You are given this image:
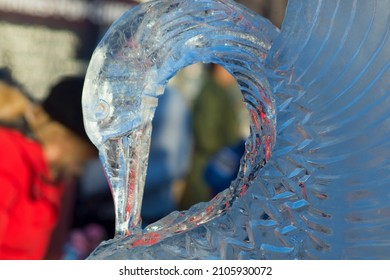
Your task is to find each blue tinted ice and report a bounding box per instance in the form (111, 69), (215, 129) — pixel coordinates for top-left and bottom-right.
(83, 0), (390, 259)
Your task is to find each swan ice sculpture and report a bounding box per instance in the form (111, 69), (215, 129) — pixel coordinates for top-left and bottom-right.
(82, 0), (390, 259)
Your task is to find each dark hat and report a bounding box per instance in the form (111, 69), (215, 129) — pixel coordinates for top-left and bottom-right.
(42, 76), (89, 141)
(0, 67), (15, 85)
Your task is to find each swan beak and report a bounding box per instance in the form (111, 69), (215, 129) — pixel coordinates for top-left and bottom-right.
(99, 123), (152, 237)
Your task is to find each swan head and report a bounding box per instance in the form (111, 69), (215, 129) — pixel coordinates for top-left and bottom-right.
(82, 49), (154, 148)
(81, 27), (159, 235)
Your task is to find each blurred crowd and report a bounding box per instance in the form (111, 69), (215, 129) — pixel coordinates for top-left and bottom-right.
(0, 0), (286, 260)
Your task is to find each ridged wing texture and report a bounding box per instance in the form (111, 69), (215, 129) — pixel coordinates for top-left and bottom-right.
(263, 0), (390, 259)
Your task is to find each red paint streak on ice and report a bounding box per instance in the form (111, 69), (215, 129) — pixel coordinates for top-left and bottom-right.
(265, 136), (271, 162)
(260, 110), (266, 122)
(133, 232), (161, 247)
(239, 184), (248, 197)
(250, 109), (261, 131)
(126, 166), (136, 220)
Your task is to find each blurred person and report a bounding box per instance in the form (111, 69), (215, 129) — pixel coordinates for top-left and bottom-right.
(180, 64), (246, 209)
(0, 76), (97, 259)
(203, 139), (246, 196)
(0, 68), (52, 137)
(0, 78), (29, 122)
(0, 68), (35, 132)
(203, 137), (269, 223)
(142, 87), (192, 225)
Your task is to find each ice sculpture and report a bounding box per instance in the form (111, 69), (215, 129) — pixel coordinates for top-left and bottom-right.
(82, 0), (390, 259)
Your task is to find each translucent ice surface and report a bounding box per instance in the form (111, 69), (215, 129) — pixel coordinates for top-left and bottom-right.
(83, 0), (390, 259)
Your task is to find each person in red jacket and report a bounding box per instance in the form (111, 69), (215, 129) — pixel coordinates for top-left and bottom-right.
(0, 76), (96, 259)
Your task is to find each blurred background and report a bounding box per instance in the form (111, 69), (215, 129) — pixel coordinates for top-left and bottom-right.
(0, 0), (287, 259)
(0, 0), (286, 100)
